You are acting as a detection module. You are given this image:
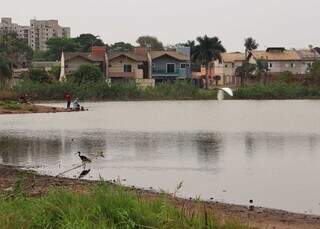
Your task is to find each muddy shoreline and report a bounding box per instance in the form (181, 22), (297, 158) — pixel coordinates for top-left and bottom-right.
(0, 104), (73, 115)
(0, 164), (319, 229)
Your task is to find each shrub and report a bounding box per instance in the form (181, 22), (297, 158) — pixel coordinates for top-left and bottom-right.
(22, 68), (51, 83)
(68, 64), (104, 85)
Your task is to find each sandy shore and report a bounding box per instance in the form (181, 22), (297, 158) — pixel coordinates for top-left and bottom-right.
(0, 165), (319, 229)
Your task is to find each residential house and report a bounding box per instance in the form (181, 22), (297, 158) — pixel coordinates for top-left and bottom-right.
(213, 52), (246, 85)
(59, 46), (191, 85)
(107, 47), (150, 82)
(150, 47), (191, 83)
(59, 46), (107, 81)
(249, 47), (320, 75)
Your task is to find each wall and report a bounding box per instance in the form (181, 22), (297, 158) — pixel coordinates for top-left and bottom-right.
(152, 56), (191, 78)
(65, 57), (93, 73)
(108, 56), (143, 78)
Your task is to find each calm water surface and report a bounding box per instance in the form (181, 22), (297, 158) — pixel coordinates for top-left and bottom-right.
(1, 100), (320, 214)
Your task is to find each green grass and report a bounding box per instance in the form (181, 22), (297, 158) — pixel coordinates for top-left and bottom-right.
(0, 101), (22, 110)
(234, 82), (320, 99)
(0, 184), (247, 229)
(9, 80), (217, 101)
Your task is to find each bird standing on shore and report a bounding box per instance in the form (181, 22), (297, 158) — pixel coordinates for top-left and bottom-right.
(78, 151), (92, 163)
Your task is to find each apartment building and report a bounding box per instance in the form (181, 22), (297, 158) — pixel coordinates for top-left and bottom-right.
(0, 18), (30, 42)
(29, 19), (70, 50)
(0, 17), (71, 51)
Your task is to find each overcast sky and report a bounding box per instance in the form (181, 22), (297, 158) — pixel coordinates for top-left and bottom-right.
(2, 0), (319, 51)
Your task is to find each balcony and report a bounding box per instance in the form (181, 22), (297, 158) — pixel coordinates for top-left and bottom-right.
(152, 69), (180, 76)
(108, 70), (143, 79)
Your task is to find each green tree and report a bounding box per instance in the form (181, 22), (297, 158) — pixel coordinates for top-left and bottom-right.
(109, 42), (134, 52)
(46, 37), (80, 61)
(0, 32), (33, 67)
(309, 60), (320, 84)
(74, 34), (105, 52)
(136, 36), (164, 50)
(242, 37), (259, 85)
(180, 40), (196, 56)
(0, 55), (12, 83)
(235, 63), (256, 82)
(49, 65), (61, 81)
(69, 64), (103, 84)
(22, 68), (50, 83)
(192, 35), (226, 89)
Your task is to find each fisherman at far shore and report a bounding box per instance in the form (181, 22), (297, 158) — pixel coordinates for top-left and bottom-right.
(64, 93), (72, 109)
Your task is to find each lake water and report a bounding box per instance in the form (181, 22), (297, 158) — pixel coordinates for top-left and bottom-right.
(1, 100), (320, 215)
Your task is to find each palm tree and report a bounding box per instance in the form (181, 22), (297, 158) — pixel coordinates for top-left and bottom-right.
(192, 35), (226, 89)
(242, 37), (259, 85)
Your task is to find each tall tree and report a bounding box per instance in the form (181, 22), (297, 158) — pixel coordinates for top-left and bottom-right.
(46, 37), (80, 60)
(192, 35), (226, 89)
(74, 34), (105, 52)
(108, 42), (134, 52)
(242, 37), (259, 85)
(181, 40), (196, 56)
(0, 55), (12, 83)
(0, 32), (33, 67)
(136, 36), (164, 50)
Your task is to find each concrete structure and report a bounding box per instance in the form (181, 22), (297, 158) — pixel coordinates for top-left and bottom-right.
(0, 17), (70, 51)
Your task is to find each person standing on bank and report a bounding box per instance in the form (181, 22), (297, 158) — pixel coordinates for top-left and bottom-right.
(64, 93), (72, 109)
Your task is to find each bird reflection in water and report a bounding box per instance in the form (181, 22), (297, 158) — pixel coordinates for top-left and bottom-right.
(78, 169), (91, 179)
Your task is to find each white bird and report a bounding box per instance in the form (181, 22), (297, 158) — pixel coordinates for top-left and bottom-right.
(217, 87), (233, 100)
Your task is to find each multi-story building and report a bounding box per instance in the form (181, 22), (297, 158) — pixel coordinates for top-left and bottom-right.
(0, 18), (30, 42)
(0, 17), (71, 51)
(29, 19), (70, 50)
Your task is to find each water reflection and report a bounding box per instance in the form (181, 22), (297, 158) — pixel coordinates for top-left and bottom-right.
(195, 133), (223, 168)
(1, 129), (320, 214)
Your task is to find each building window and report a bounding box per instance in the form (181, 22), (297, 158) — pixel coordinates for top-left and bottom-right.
(307, 63), (312, 68)
(269, 63), (273, 68)
(186, 64), (190, 68)
(180, 63), (186, 69)
(124, 64), (132, 72)
(138, 64), (143, 69)
(290, 63), (295, 68)
(225, 64), (228, 68)
(167, 63), (175, 73)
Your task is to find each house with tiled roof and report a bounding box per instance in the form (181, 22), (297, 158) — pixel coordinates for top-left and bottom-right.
(249, 47), (320, 75)
(60, 46), (191, 84)
(213, 52), (246, 85)
(59, 46), (107, 81)
(107, 47), (150, 80)
(150, 47), (191, 82)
